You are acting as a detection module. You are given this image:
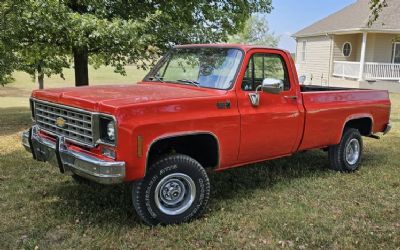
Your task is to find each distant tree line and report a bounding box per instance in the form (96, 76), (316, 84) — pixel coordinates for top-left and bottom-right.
(229, 14), (279, 47)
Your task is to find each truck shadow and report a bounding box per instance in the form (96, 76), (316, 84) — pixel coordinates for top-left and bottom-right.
(207, 150), (330, 202)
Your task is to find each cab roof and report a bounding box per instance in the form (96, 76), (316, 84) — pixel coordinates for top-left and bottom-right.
(174, 44), (290, 54)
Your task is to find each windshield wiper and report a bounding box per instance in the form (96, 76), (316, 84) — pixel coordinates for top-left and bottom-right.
(148, 75), (164, 82)
(176, 79), (200, 87)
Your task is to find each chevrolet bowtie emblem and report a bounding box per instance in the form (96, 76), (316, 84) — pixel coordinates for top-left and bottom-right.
(55, 117), (66, 128)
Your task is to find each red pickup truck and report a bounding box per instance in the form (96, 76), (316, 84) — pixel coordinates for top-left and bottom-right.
(22, 44), (391, 225)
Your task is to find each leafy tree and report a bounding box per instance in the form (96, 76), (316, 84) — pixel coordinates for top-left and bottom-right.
(229, 14), (279, 47)
(0, 1), (19, 86)
(1, 0), (273, 88)
(0, 44), (16, 86)
(1, 0), (69, 88)
(368, 0), (388, 26)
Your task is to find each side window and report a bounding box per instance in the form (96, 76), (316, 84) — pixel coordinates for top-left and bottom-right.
(241, 53), (290, 91)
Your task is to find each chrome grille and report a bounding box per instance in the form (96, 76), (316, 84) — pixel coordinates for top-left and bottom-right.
(34, 100), (94, 146)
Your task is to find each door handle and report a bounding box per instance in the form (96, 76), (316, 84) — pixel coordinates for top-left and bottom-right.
(284, 95), (298, 100)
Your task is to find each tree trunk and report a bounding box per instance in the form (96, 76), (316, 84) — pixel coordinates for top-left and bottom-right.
(73, 47), (89, 86)
(37, 64), (44, 89)
(38, 74), (44, 89)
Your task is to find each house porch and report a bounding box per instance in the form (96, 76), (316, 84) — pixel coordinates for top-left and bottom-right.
(332, 32), (400, 82)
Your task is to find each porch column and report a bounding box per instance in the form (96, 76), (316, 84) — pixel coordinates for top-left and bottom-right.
(358, 32), (367, 81)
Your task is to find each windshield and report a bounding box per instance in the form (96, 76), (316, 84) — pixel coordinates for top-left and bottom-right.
(146, 47), (243, 90)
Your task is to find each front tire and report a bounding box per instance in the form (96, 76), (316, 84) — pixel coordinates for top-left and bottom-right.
(328, 128), (363, 172)
(132, 154), (210, 225)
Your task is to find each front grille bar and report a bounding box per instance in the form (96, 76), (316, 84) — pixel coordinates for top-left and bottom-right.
(33, 100), (95, 147)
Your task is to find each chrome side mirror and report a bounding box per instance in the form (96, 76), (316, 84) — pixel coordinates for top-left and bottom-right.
(248, 78), (283, 107)
(299, 75), (306, 84)
(260, 78), (284, 94)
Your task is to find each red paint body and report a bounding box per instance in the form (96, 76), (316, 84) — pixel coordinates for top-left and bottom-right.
(31, 45), (391, 182)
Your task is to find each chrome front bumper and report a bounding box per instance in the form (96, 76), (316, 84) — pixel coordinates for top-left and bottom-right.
(22, 126), (125, 184)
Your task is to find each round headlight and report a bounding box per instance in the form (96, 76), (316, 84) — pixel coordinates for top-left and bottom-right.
(106, 121), (115, 141)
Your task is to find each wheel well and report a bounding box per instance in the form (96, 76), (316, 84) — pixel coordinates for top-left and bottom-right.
(147, 133), (219, 170)
(344, 117), (372, 136)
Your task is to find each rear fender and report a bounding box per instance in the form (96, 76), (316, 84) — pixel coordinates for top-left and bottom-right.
(334, 114), (374, 144)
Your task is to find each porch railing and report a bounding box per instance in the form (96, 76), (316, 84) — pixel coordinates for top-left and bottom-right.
(364, 62), (400, 81)
(333, 61), (360, 79)
(333, 61), (400, 81)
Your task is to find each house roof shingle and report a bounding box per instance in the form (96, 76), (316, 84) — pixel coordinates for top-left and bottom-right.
(293, 0), (400, 38)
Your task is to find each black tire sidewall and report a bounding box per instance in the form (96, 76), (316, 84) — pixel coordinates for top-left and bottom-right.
(133, 154), (210, 225)
(339, 129), (363, 171)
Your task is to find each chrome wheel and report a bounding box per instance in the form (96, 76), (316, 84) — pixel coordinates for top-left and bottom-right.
(154, 173), (196, 215)
(345, 138), (360, 165)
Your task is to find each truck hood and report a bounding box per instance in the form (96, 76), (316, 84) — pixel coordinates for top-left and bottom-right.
(31, 82), (225, 112)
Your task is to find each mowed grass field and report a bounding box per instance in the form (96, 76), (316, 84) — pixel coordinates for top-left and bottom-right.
(0, 66), (147, 108)
(0, 68), (399, 249)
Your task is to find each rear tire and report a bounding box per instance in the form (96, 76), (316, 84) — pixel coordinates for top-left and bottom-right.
(328, 128), (363, 172)
(132, 154), (210, 225)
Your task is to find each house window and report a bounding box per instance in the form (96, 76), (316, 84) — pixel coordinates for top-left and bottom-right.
(392, 42), (400, 64)
(342, 42), (352, 57)
(301, 41), (307, 61)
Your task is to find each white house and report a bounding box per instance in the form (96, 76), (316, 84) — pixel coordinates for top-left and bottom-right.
(293, 0), (400, 91)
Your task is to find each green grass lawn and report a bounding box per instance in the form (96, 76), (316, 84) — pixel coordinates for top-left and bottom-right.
(0, 79), (399, 248)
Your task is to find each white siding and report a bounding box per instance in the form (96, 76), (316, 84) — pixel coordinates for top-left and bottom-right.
(332, 34), (362, 62)
(368, 33), (398, 63)
(295, 36), (332, 85)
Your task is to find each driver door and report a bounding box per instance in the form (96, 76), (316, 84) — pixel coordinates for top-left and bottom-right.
(237, 50), (303, 163)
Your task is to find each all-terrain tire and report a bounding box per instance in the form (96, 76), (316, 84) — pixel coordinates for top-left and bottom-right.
(328, 128), (363, 172)
(132, 154), (210, 225)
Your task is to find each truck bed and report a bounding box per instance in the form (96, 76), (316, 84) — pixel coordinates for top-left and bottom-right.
(298, 88), (391, 151)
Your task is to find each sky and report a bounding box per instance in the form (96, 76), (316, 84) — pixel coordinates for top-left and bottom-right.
(267, 0), (356, 52)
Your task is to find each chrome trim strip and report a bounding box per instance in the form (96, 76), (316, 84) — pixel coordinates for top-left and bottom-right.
(32, 98), (94, 115)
